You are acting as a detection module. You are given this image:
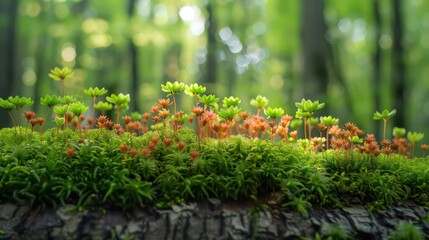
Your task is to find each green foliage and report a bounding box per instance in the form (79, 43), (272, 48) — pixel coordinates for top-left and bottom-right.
(393, 127), (406, 138)
(184, 83), (206, 97)
(49, 67), (74, 96)
(0, 98), (15, 111)
(161, 81), (185, 97)
(55, 117), (65, 127)
(388, 222), (426, 240)
(0, 78), (428, 214)
(218, 106), (241, 121)
(264, 107), (285, 120)
(106, 93), (131, 123)
(295, 99), (325, 117)
(373, 109), (397, 121)
(59, 96), (77, 105)
(407, 131), (424, 144)
(199, 94), (220, 109)
(250, 95), (269, 110)
(68, 102), (89, 117)
(374, 109), (397, 140)
(7, 96), (34, 110)
(48, 67), (74, 81)
(95, 101), (113, 112)
(84, 87), (108, 97)
(106, 93), (131, 108)
(320, 224), (353, 240)
(222, 96), (241, 108)
(40, 95), (60, 107)
(321, 116), (339, 126)
(53, 105), (68, 117)
(348, 136), (363, 144)
(283, 195), (312, 216)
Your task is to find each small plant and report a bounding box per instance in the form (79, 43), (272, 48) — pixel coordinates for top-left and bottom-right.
(387, 222), (426, 240)
(161, 81), (186, 137)
(84, 87), (108, 127)
(94, 101), (113, 115)
(40, 95), (60, 123)
(48, 67), (74, 97)
(265, 107), (285, 139)
(106, 93), (131, 124)
(223, 96), (241, 108)
(321, 116), (339, 150)
(55, 117), (65, 140)
(6, 96), (34, 133)
(53, 105), (68, 117)
(0, 98), (17, 127)
(283, 195), (312, 217)
(40, 95), (60, 108)
(393, 127), (406, 138)
(320, 224), (353, 240)
(184, 83), (206, 106)
(373, 109), (396, 140)
(199, 94), (220, 110)
(218, 106), (241, 137)
(264, 107), (284, 120)
(250, 95), (269, 116)
(407, 131), (424, 159)
(68, 102), (89, 133)
(295, 99), (325, 139)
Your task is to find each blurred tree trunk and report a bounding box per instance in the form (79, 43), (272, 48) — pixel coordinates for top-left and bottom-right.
(392, 0), (405, 128)
(204, 1), (217, 90)
(128, 0), (140, 112)
(373, 0), (382, 139)
(301, 0), (329, 111)
(0, 0), (19, 127)
(34, 0), (53, 115)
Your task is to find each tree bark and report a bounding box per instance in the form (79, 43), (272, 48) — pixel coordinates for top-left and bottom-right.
(128, 0), (139, 112)
(373, 0), (382, 139)
(392, 0), (405, 128)
(205, 2), (217, 88)
(301, 0), (329, 111)
(0, 0), (19, 127)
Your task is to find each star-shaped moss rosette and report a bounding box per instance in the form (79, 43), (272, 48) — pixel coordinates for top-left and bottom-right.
(48, 67), (74, 97)
(7, 96), (34, 128)
(40, 95), (60, 123)
(0, 98), (17, 127)
(161, 81), (186, 136)
(218, 106), (241, 122)
(161, 81), (185, 114)
(295, 99), (325, 139)
(69, 101), (89, 132)
(264, 107), (284, 121)
(250, 95), (269, 116)
(407, 131), (424, 159)
(106, 93), (131, 124)
(199, 94), (220, 111)
(373, 109), (396, 140)
(95, 101), (113, 115)
(84, 87), (108, 126)
(222, 96), (241, 108)
(392, 127), (406, 138)
(185, 83), (206, 106)
(321, 115), (339, 150)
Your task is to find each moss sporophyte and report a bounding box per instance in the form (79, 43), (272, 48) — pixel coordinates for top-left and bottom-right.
(0, 66), (429, 212)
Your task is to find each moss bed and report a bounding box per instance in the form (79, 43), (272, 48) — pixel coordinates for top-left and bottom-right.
(1, 126), (428, 213)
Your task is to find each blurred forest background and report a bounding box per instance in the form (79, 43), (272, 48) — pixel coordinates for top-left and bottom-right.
(0, 0), (428, 141)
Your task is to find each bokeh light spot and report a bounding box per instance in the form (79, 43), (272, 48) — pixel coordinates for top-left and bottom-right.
(22, 69), (37, 86)
(379, 35), (392, 49)
(61, 46), (76, 62)
(270, 75), (284, 89)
